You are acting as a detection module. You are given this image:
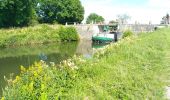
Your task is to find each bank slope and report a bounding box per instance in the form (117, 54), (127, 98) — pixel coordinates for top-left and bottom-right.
(0, 24), (79, 48)
(1, 28), (170, 99)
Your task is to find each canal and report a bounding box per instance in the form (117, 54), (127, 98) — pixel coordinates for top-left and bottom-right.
(0, 40), (107, 96)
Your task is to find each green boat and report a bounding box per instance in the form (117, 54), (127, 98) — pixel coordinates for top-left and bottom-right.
(92, 34), (114, 43)
(92, 24), (118, 43)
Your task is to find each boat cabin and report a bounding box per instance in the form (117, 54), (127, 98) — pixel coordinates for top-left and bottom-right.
(98, 24), (118, 33)
(92, 24), (119, 43)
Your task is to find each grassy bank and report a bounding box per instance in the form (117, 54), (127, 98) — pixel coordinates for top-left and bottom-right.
(0, 24), (79, 48)
(1, 28), (170, 99)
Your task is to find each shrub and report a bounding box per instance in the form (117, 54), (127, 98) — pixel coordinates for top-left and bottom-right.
(1, 60), (79, 99)
(122, 30), (133, 38)
(58, 26), (79, 41)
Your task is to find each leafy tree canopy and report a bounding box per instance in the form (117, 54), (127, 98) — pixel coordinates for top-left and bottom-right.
(86, 13), (105, 24)
(0, 0), (38, 27)
(38, 0), (84, 24)
(0, 0), (84, 27)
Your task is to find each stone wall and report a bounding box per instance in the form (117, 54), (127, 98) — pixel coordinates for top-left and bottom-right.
(74, 25), (99, 40)
(119, 24), (157, 33)
(71, 24), (158, 40)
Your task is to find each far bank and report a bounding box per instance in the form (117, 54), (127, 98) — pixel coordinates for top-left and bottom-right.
(0, 24), (79, 48)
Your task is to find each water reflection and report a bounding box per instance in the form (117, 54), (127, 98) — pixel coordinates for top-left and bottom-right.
(0, 42), (79, 96)
(76, 40), (93, 58)
(0, 41), (108, 96)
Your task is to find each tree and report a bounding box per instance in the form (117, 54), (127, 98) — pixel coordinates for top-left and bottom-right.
(0, 0), (38, 27)
(37, 0), (84, 24)
(0, 0), (84, 27)
(86, 13), (105, 24)
(166, 13), (169, 24)
(160, 13), (170, 24)
(117, 14), (131, 24)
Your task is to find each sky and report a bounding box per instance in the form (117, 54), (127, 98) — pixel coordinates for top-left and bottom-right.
(80, 0), (170, 24)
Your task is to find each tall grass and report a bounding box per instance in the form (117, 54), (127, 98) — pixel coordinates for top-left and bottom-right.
(0, 24), (79, 48)
(1, 28), (170, 99)
(122, 29), (133, 38)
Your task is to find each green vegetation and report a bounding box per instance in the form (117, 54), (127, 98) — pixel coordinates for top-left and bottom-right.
(86, 13), (105, 24)
(0, 0), (37, 27)
(0, 24), (79, 48)
(2, 28), (170, 99)
(0, 0), (84, 27)
(58, 27), (79, 41)
(38, 0), (84, 24)
(122, 30), (133, 38)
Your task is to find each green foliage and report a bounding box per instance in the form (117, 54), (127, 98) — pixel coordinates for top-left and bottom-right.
(0, 0), (84, 27)
(2, 28), (170, 99)
(2, 61), (79, 99)
(0, 0), (38, 27)
(58, 26), (79, 41)
(38, 0), (84, 24)
(122, 30), (133, 38)
(0, 24), (79, 47)
(86, 13), (105, 24)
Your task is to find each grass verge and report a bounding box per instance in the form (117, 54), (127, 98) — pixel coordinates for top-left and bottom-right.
(1, 28), (170, 99)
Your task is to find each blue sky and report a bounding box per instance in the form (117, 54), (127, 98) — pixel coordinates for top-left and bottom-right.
(80, 0), (170, 24)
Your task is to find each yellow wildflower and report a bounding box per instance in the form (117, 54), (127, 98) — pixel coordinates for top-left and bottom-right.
(33, 71), (38, 77)
(20, 66), (26, 73)
(41, 84), (45, 91)
(16, 76), (20, 80)
(1, 97), (5, 100)
(29, 81), (34, 91)
(15, 75), (20, 81)
(37, 65), (43, 74)
(13, 75), (20, 84)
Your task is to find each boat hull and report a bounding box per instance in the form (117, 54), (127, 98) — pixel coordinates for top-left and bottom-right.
(92, 36), (114, 43)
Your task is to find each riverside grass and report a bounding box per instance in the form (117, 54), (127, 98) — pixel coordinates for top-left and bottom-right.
(1, 28), (170, 99)
(0, 24), (79, 48)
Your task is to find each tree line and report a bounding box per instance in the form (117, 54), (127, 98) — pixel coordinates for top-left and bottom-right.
(0, 0), (84, 27)
(86, 13), (131, 25)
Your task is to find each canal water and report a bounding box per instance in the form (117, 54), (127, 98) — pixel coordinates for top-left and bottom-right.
(0, 41), (107, 96)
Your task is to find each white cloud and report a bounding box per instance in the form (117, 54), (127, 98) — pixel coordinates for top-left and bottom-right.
(81, 0), (170, 24)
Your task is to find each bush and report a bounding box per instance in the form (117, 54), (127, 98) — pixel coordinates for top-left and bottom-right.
(122, 30), (133, 38)
(2, 60), (79, 99)
(58, 26), (79, 41)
